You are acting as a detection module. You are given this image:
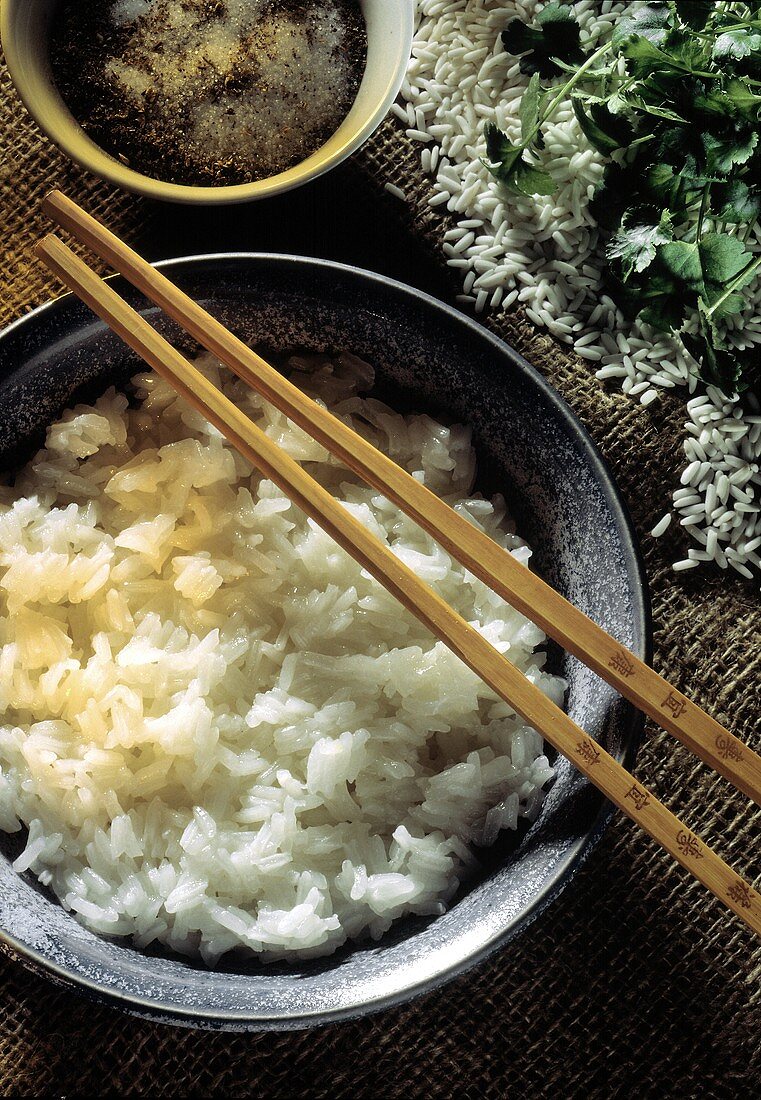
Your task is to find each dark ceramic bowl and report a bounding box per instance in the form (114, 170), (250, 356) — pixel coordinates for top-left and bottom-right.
(0, 255), (649, 1030)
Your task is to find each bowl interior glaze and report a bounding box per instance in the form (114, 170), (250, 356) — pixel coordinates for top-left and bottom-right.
(0, 255), (649, 1030)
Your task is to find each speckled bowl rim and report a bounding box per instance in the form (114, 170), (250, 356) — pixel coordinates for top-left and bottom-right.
(0, 254), (651, 1030)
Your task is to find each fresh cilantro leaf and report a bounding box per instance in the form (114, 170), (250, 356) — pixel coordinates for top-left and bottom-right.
(697, 302), (734, 353)
(484, 123), (523, 180)
(502, 17), (541, 56)
(483, 0), (761, 396)
(702, 129), (758, 175)
(502, 2), (583, 78)
(707, 291), (748, 318)
(723, 76), (761, 118)
(713, 29), (761, 62)
(699, 233), (754, 286)
(631, 100), (688, 124)
(681, 332), (755, 395)
(519, 73), (543, 142)
(701, 247), (758, 320)
(692, 89), (737, 121)
(660, 233), (752, 296)
(633, 68), (693, 116)
(640, 157), (710, 215)
(608, 267), (684, 331)
(606, 91), (629, 115)
(607, 208), (673, 279)
(713, 180), (761, 224)
(658, 242), (706, 292)
(572, 96), (635, 154)
(653, 126), (704, 177)
(640, 294), (686, 332)
(548, 56), (617, 79)
(535, 3), (575, 31)
(510, 160), (555, 197)
(483, 123), (554, 195)
(619, 29), (710, 79)
(611, 3), (673, 49)
(673, 1), (713, 30)
(618, 35), (681, 77)
(643, 163), (685, 206)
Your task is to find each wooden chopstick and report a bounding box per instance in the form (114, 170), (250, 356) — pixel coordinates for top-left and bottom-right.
(35, 233), (761, 936)
(41, 189), (761, 808)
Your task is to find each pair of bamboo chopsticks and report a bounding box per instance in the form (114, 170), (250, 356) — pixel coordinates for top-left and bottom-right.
(36, 190), (760, 935)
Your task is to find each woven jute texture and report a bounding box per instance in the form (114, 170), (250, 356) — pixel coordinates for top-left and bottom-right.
(1, 55), (759, 1097)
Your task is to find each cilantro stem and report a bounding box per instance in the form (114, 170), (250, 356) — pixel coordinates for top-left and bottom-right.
(537, 42), (614, 133)
(703, 21), (761, 34)
(493, 0), (760, 396)
(705, 255), (761, 317)
(684, 68), (723, 80)
(696, 185), (710, 242)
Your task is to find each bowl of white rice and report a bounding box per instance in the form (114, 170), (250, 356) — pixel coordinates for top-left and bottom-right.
(0, 255), (648, 1029)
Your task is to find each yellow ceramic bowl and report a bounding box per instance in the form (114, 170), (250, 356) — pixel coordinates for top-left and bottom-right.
(1, 0), (414, 204)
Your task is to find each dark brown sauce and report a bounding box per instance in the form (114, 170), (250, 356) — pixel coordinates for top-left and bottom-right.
(50, 0), (367, 187)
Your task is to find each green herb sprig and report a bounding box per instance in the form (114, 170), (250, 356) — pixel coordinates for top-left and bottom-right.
(484, 1), (761, 396)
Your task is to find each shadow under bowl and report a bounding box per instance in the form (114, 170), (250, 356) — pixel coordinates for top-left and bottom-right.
(0, 254), (650, 1030)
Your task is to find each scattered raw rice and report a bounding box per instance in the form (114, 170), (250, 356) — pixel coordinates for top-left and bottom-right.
(650, 514), (672, 540)
(384, 182), (408, 202)
(398, 0), (760, 581)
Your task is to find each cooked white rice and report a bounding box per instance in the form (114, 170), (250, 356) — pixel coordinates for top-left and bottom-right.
(0, 351), (562, 963)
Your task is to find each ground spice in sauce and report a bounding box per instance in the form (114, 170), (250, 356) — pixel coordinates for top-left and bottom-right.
(50, 0), (367, 186)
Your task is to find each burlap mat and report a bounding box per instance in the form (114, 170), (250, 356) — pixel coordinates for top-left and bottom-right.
(1, 51), (759, 1097)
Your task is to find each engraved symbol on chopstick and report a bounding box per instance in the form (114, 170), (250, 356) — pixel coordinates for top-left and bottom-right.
(575, 739), (601, 765)
(727, 879), (753, 910)
(676, 829), (703, 859)
(715, 734), (743, 762)
(625, 784), (650, 811)
(608, 649), (635, 678)
(662, 690), (687, 719)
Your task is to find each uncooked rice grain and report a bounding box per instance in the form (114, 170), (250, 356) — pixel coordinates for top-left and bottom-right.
(393, 0), (760, 581)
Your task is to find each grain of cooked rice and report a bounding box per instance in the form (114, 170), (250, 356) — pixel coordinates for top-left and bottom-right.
(0, 351), (563, 963)
(389, 0), (761, 581)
